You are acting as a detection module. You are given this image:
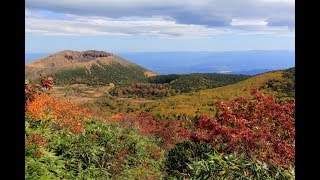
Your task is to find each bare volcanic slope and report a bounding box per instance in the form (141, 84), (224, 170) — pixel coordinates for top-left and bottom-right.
(25, 50), (157, 85)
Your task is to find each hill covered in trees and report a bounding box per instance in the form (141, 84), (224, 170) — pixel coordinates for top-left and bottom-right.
(49, 62), (150, 86)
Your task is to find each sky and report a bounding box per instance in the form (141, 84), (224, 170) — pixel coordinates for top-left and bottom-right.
(25, 0), (295, 53)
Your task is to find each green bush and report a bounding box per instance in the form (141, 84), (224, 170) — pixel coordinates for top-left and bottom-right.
(165, 141), (294, 180)
(185, 151), (295, 180)
(165, 141), (214, 177)
(25, 118), (165, 179)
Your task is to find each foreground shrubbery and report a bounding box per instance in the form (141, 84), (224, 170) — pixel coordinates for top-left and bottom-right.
(26, 118), (165, 179)
(165, 141), (294, 179)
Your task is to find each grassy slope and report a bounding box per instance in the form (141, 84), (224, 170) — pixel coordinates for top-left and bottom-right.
(145, 70), (284, 118)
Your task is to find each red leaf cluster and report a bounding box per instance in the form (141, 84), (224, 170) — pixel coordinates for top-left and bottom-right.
(191, 89), (295, 167)
(40, 77), (54, 90)
(25, 76), (54, 102)
(111, 112), (190, 148)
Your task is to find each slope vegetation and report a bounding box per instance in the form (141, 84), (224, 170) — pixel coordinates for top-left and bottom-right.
(149, 73), (250, 93)
(145, 69), (293, 118)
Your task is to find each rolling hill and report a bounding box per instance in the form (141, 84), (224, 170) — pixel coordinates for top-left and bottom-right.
(143, 68), (294, 118)
(25, 50), (156, 85)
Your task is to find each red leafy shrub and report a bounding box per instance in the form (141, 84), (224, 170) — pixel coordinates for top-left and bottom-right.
(40, 77), (54, 90)
(191, 89), (295, 167)
(25, 76), (54, 103)
(152, 119), (190, 148)
(111, 112), (190, 148)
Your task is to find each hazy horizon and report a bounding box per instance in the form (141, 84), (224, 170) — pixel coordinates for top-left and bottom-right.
(26, 50), (294, 75)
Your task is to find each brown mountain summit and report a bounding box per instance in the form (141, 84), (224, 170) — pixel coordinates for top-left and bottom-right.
(25, 50), (156, 79)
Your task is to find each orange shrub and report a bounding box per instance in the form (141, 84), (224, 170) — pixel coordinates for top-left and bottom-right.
(25, 93), (94, 134)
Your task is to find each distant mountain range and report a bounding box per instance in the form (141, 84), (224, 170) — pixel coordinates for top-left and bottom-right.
(26, 50), (294, 76)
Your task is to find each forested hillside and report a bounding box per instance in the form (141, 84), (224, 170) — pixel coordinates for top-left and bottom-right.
(49, 62), (149, 86)
(149, 73), (250, 93)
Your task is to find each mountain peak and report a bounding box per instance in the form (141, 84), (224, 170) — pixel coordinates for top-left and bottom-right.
(25, 50), (156, 79)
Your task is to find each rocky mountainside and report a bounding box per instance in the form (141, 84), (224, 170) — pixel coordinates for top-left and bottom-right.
(25, 50), (156, 80)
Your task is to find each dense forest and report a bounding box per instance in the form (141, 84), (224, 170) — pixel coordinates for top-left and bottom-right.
(25, 67), (295, 179)
(149, 73), (250, 93)
(48, 62), (149, 86)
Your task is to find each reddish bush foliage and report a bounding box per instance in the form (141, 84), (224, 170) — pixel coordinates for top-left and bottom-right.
(190, 89), (295, 167)
(25, 133), (47, 148)
(40, 77), (54, 90)
(25, 76), (54, 102)
(112, 112), (190, 148)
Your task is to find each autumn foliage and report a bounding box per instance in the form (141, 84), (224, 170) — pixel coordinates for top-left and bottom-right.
(111, 112), (190, 148)
(25, 77), (93, 134)
(25, 76), (54, 102)
(191, 88), (295, 167)
(26, 93), (93, 134)
(110, 89), (295, 166)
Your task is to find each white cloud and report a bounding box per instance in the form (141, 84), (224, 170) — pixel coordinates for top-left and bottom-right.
(231, 19), (268, 26)
(25, 9), (294, 37)
(26, 0), (294, 28)
(26, 13), (225, 37)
